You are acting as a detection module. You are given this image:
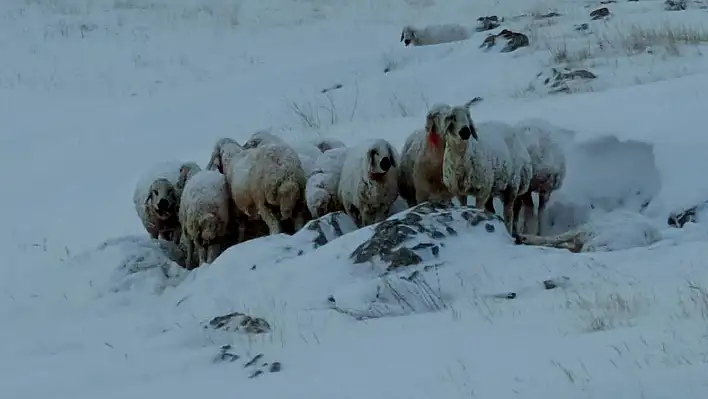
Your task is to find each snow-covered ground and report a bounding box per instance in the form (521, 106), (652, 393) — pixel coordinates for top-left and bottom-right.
(3, 0), (708, 397)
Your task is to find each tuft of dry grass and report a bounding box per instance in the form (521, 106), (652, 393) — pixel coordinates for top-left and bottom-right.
(545, 24), (708, 66)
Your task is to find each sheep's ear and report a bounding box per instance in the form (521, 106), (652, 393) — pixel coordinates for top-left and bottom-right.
(464, 96), (483, 108)
(426, 110), (442, 135)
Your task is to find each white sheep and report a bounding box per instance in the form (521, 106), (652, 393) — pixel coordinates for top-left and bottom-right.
(515, 209), (661, 252)
(398, 103), (458, 207)
(400, 24), (472, 47)
(178, 165), (231, 269)
(133, 160), (195, 244)
(305, 147), (348, 218)
(242, 130), (322, 176)
(441, 105), (528, 233)
(208, 137), (309, 235)
(513, 118), (568, 235)
(502, 128), (533, 234)
(338, 138), (400, 227)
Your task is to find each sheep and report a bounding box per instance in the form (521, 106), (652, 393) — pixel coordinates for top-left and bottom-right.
(177, 165), (232, 269)
(513, 119), (568, 235)
(207, 137), (309, 236)
(242, 130), (322, 176)
(400, 24), (472, 47)
(306, 147), (348, 218)
(338, 138), (400, 227)
(398, 103), (456, 208)
(133, 160), (195, 244)
(502, 128), (533, 234)
(514, 209), (661, 253)
(441, 104), (528, 233)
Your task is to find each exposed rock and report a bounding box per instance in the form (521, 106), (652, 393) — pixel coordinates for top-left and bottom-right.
(204, 311), (271, 334)
(476, 16), (501, 32)
(295, 211), (359, 249)
(537, 11), (562, 18)
(590, 7), (611, 20)
(537, 67), (598, 94)
(574, 23), (590, 32)
(664, 0), (687, 10)
(668, 201), (708, 227)
(350, 201), (505, 271)
(480, 29), (530, 52)
(213, 345), (281, 378)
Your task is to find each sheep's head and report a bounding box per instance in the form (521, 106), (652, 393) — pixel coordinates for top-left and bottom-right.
(313, 138), (346, 153)
(242, 130), (283, 150)
(366, 139), (398, 181)
(146, 178), (178, 219)
(425, 103), (454, 148)
(443, 105), (478, 142)
(198, 213), (219, 244)
(176, 162), (201, 192)
(401, 26), (416, 46)
(206, 137), (241, 174)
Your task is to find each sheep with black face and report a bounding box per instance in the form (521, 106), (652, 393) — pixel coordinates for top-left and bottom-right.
(338, 138), (400, 227)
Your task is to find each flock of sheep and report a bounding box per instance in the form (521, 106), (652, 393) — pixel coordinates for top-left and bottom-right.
(133, 99), (568, 270)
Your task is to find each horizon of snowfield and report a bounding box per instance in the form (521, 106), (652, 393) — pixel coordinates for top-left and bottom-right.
(3, 0), (708, 398)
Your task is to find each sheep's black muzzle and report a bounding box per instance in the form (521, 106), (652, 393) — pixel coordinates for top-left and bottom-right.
(158, 198), (170, 212)
(459, 126), (473, 140)
(404, 39), (411, 46)
(379, 157), (392, 172)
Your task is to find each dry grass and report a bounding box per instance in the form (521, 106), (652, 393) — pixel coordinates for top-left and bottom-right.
(546, 24), (708, 66)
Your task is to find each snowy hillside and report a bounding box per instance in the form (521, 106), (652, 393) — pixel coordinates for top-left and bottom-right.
(3, 0), (708, 397)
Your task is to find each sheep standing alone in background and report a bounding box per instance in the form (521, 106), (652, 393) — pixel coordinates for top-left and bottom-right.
(133, 160), (195, 244)
(178, 166), (232, 269)
(513, 119), (568, 235)
(441, 104), (527, 233)
(208, 137), (309, 235)
(338, 138), (400, 227)
(306, 147), (348, 218)
(398, 103), (457, 207)
(400, 24), (472, 47)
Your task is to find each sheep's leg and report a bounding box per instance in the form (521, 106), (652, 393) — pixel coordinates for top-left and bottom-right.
(458, 195), (468, 206)
(172, 229), (182, 246)
(519, 191), (536, 235)
(474, 195), (489, 212)
(512, 196), (524, 235)
(196, 245), (208, 266)
(360, 206), (381, 227)
(147, 228), (159, 240)
(183, 236), (196, 270)
(256, 202), (283, 235)
(292, 209), (308, 232)
(502, 189), (516, 234)
(346, 204), (362, 227)
(537, 190), (551, 236)
(484, 197), (496, 214)
(205, 243), (221, 264)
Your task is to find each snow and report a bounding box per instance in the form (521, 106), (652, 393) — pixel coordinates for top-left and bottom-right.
(3, 0), (708, 397)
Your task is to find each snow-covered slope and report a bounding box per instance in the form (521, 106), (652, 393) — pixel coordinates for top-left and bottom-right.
(3, 0), (708, 397)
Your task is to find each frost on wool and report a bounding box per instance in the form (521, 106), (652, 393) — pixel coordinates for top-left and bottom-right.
(178, 169), (231, 269)
(210, 137), (308, 236)
(442, 106), (527, 232)
(513, 118), (570, 235)
(306, 147), (348, 218)
(338, 138), (400, 227)
(133, 160), (191, 243)
(398, 103), (455, 207)
(242, 130), (321, 176)
(400, 24), (472, 47)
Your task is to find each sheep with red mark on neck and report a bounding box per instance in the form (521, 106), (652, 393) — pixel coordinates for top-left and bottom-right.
(338, 138), (400, 227)
(398, 103), (458, 208)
